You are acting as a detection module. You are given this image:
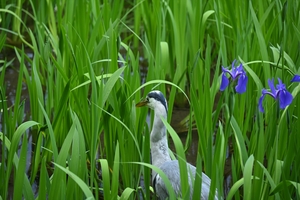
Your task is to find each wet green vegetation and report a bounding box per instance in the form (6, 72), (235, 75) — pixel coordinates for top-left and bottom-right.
(0, 0), (300, 199)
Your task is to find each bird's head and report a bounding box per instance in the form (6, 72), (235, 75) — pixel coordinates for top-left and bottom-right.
(136, 90), (168, 114)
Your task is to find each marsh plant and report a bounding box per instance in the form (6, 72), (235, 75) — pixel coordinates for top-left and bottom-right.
(0, 0), (300, 199)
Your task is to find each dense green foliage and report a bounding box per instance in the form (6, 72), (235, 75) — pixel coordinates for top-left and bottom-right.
(0, 0), (300, 199)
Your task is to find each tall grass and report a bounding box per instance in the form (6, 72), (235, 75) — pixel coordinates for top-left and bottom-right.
(0, 0), (300, 199)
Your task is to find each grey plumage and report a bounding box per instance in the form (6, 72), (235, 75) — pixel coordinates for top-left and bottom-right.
(136, 90), (219, 200)
(153, 161), (214, 199)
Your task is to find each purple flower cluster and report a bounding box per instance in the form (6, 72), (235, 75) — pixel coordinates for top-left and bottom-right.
(220, 61), (300, 113)
(258, 78), (292, 112)
(259, 75), (300, 112)
(220, 60), (248, 94)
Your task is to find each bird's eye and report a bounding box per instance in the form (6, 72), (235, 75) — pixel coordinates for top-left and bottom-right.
(146, 97), (149, 102)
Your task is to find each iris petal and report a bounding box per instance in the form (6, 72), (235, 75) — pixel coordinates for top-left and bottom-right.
(276, 78), (286, 91)
(291, 75), (300, 82)
(268, 79), (277, 96)
(278, 90), (293, 109)
(258, 93), (266, 113)
(235, 74), (248, 93)
(222, 67), (233, 78)
(258, 89), (278, 113)
(262, 90), (276, 99)
(220, 73), (229, 91)
(236, 64), (245, 76)
(231, 66), (238, 79)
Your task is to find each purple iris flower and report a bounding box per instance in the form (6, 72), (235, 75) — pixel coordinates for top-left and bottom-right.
(220, 61), (248, 93)
(291, 75), (300, 82)
(258, 78), (293, 113)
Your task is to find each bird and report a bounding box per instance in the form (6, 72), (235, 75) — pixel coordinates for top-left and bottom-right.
(136, 90), (219, 200)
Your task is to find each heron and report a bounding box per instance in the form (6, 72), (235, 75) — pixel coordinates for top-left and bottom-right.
(136, 90), (219, 200)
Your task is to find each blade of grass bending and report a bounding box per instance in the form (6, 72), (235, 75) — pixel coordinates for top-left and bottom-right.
(73, 113), (87, 160)
(161, 117), (189, 199)
(270, 180), (300, 196)
(37, 158), (49, 200)
(38, 100), (58, 160)
(249, 1), (270, 80)
(293, 23), (300, 42)
(192, 154), (203, 199)
(274, 160), (283, 190)
(227, 176), (260, 200)
(71, 73), (112, 91)
(99, 159), (111, 199)
(119, 187), (136, 200)
(66, 112), (87, 199)
(48, 120), (77, 199)
(1, 131), (36, 200)
(239, 58), (263, 92)
(5, 121), (39, 198)
(129, 162), (176, 199)
(243, 155), (254, 200)
(230, 116), (248, 167)
(0, 9), (33, 49)
(51, 81), (71, 132)
(101, 66), (127, 107)
(190, 88), (206, 165)
(226, 177), (245, 200)
(12, 47), (25, 128)
(13, 135), (28, 200)
(213, 0), (227, 64)
(121, 19), (153, 60)
(21, 172), (35, 200)
(0, 132), (12, 199)
(94, 103), (142, 160)
(30, 130), (43, 184)
(270, 45), (296, 73)
(52, 162), (95, 200)
(256, 160), (281, 199)
(202, 10), (215, 27)
(211, 121), (226, 199)
(111, 142), (120, 199)
(160, 42), (170, 76)
(126, 80), (190, 105)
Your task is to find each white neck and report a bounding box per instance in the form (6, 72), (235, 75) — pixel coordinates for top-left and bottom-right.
(150, 107), (171, 173)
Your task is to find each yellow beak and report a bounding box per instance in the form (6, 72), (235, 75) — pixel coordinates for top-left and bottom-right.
(136, 99), (148, 107)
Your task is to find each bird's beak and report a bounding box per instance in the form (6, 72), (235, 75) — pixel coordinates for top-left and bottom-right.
(136, 99), (148, 107)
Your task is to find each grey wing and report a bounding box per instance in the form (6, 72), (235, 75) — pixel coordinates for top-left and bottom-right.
(153, 160), (218, 200)
(153, 160), (182, 199)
